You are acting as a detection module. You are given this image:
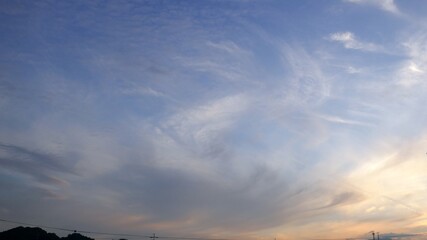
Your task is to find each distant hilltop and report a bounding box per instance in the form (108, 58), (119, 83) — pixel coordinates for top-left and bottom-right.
(0, 226), (94, 240)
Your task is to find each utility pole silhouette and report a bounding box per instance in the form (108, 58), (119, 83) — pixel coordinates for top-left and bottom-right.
(377, 232), (379, 240)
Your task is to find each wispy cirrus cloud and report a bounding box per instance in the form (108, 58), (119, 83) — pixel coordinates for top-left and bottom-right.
(0, 143), (73, 186)
(206, 41), (251, 56)
(317, 114), (373, 127)
(280, 44), (331, 107)
(396, 32), (427, 88)
(164, 94), (248, 141)
(328, 31), (383, 52)
(175, 40), (255, 84)
(344, 0), (400, 14)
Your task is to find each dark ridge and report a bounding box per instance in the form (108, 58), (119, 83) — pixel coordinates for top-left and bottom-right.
(0, 226), (94, 240)
(63, 233), (94, 240)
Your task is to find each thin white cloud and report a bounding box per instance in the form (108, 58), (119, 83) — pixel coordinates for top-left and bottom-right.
(396, 33), (427, 88)
(317, 114), (373, 127)
(179, 58), (246, 82)
(344, 0), (400, 14)
(176, 41), (254, 83)
(346, 66), (363, 74)
(328, 31), (383, 52)
(121, 86), (167, 97)
(255, 44), (334, 146)
(206, 41), (251, 56)
(280, 44), (331, 107)
(163, 94), (249, 145)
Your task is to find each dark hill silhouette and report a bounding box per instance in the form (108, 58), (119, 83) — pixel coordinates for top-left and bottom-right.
(0, 226), (94, 240)
(62, 233), (93, 240)
(0, 226), (60, 240)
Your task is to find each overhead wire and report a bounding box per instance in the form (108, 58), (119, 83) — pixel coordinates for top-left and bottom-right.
(0, 218), (228, 240)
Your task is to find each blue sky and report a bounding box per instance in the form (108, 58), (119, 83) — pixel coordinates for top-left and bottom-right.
(2, 0), (427, 239)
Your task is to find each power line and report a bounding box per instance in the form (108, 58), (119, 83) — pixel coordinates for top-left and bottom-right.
(0, 218), (79, 233)
(0, 217), (150, 238)
(161, 237), (228, 240)
(0, 218), (229, 240)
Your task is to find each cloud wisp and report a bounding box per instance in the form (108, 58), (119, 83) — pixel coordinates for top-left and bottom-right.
(0, 143), (73, 187)
(396, 32), (427, 88)
(328, 31), (383, 52)
(344, 0), (400, 14)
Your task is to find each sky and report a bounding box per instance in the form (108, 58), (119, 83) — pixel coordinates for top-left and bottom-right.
(1, 0), (427, 239)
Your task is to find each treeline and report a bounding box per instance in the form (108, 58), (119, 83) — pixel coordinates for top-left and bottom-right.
(0, 226), (94, 240)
